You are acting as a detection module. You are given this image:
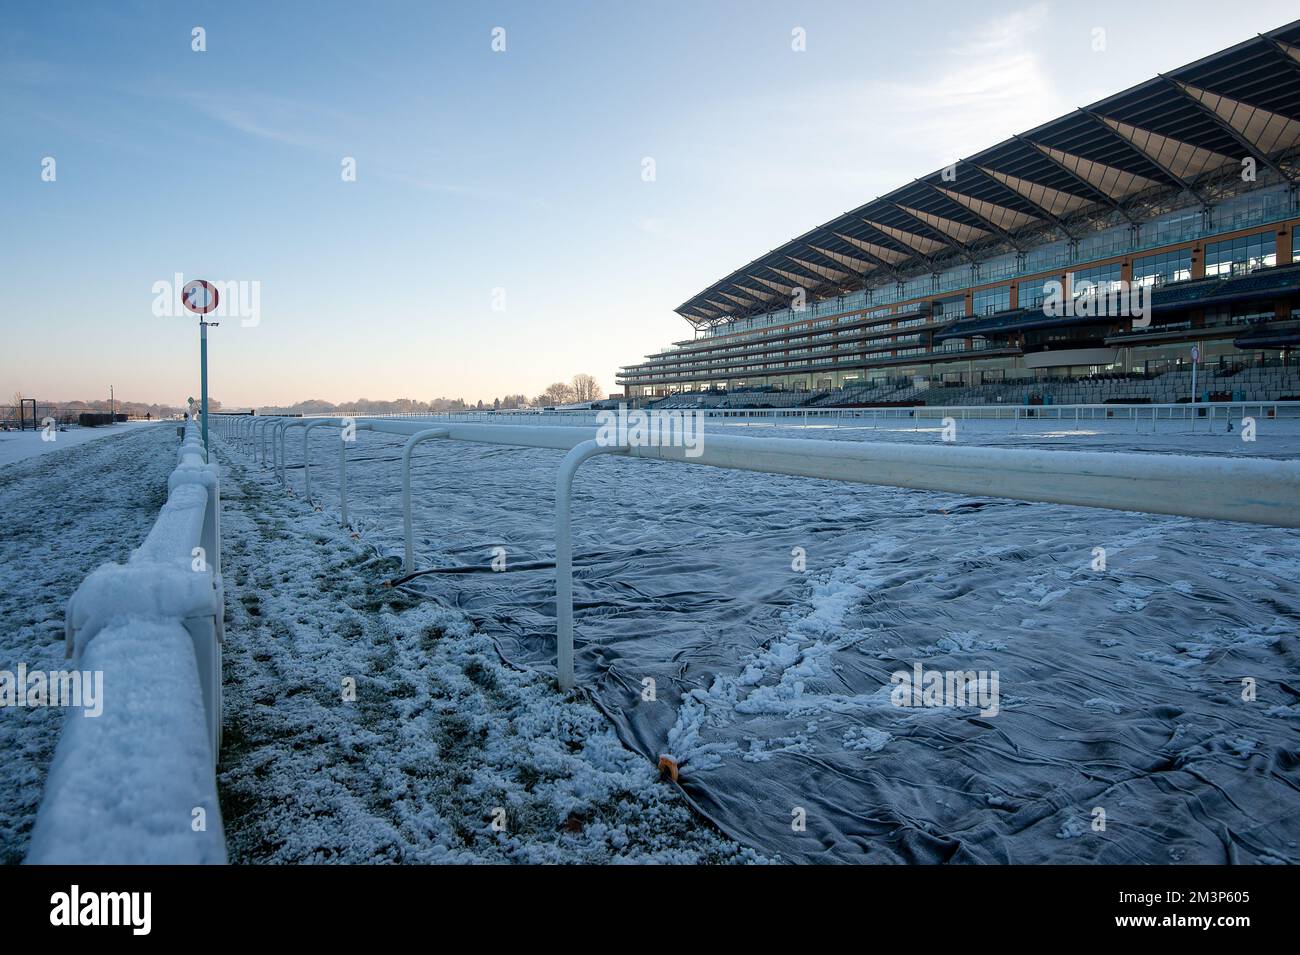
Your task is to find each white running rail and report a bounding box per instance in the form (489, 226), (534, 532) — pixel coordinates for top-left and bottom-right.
(354, 400), (1300, 427)
(27, 417), (226, 864)
(217, 414), (1300, 691)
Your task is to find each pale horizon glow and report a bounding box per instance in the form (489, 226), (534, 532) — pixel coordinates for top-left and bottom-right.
(0, 1), (1286, 407)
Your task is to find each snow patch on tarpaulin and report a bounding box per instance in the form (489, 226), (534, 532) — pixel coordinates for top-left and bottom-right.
(652, 514), (1300, 864)
(293, 421), (1300, 864)
(665, 538), (905, 774)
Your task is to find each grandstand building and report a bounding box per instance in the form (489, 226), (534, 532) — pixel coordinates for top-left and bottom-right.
(617, 23), (1300, 407)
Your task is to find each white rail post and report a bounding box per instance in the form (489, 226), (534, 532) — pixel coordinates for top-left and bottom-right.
(333, 420), (369, 528)
(276, 419), (315, 490)
(276, 421), (290, 483)
(300, 419), (337, 499)
(401, 428), (450, 573)
(258, 418), (276, 466)
(554, 440), (628, 690)
(340, 428), (350, 527)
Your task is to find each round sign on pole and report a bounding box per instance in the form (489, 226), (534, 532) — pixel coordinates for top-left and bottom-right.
(1191, 345), (1200, 362)
(182, 279), (219, 315)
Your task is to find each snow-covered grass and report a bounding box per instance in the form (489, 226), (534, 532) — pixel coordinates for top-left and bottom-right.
(213, 447), (765, 863)
(0, 424), (175, 863)
(0, 421), (157, 469)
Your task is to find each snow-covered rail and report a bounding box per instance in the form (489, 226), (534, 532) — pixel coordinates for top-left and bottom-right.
(26, 418), (226, 864)
(217, 415), (1300, 691)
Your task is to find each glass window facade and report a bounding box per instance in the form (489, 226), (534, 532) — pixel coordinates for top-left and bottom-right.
(1132, 248), (1192, 286)
(1071, 262), (1122, 297)
(933, 294), (965, 320)
(972, 285), (1010, 316)
(979, 253), (1018, 282)
(1204, 232), (1276, 277)
(1018, 278), (1050, 309)
(1140, 210), (1201, 247)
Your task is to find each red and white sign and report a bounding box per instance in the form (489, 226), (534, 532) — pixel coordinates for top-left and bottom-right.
(182, 279), (220, 315)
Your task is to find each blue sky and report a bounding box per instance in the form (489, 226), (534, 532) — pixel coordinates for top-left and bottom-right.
(0, 1), (1289, 406)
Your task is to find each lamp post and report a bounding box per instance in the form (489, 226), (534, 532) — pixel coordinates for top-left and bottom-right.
(1191, 344), (1200, 407)
(182, 280), (220, 455)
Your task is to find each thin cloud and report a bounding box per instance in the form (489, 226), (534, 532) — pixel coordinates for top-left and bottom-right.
(687, 3), (1067, 200)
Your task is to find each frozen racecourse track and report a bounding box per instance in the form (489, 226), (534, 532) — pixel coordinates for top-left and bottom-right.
(4, 413), (1296, 863)
(215, 409), (1300, 864)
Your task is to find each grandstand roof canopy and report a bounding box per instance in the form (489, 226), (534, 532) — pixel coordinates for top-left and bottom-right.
(676, 20), (1300, 329)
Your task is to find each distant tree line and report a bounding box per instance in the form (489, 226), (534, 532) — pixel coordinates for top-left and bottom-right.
(534, 373), (603, 407)
(257, 374), (607, 415)
(5, 391), (193, 420)
(5, 372), (610, 422)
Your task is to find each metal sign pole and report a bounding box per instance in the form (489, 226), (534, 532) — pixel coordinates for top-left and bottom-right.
(182, 279), (219, 459)
(200, 319), (210, 455)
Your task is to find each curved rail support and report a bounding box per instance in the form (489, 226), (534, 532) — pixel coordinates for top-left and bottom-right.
(401, 428), (451, 572)
(277, 419), (319, 488)
(260, 418), (276, 465)
(274, 420), (292, 483)
(555, 440), (629, 690)
(256, 417), (279, 466)
(298, 419), (339, 499)
(273, 421), (283, 479)
(339, 420), (371, 528)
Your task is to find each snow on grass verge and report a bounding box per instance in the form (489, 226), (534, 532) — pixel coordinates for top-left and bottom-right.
(213, 442), (767, 863)
(0, 424), (176, 862)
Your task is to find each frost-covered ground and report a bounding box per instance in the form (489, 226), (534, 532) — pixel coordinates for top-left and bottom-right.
(5, 415), (1297, 865)
(0, 424), (172, 863)
(1, 423), (759, 863)
(213, 448), (762, 863)
(0, 421), (157, 469)
(270, 413), (1300, 864)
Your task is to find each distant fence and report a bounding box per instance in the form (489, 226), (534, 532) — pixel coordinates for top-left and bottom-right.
(318, 400), (1300, 430)
(0, 403), (73, 429)
(1, 405), (170, 429)
(26, 418), (226, 864)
